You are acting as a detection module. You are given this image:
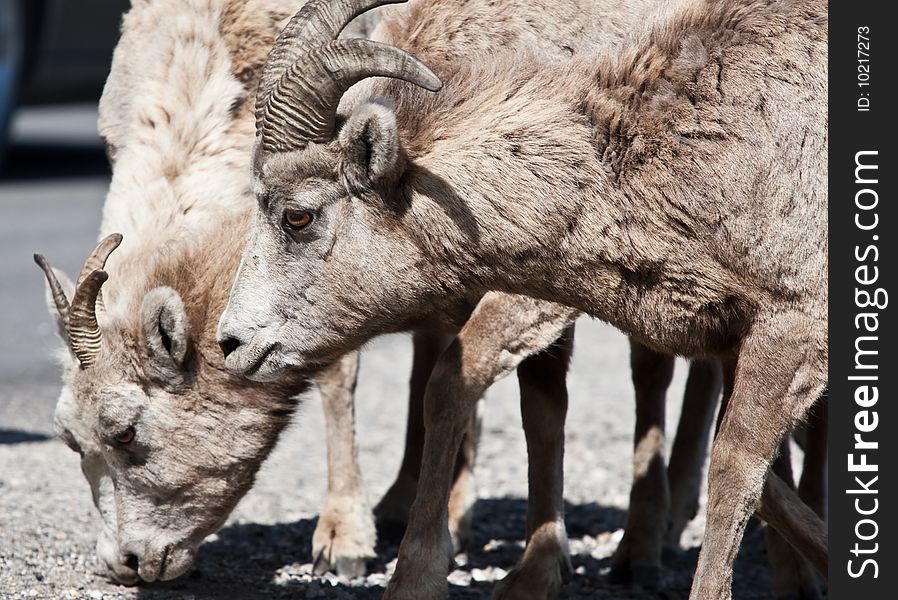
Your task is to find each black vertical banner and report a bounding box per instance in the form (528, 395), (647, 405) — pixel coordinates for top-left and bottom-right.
(829, 2), (897, 598)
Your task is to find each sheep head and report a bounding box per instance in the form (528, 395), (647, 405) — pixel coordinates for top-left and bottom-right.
(37, 233), (304, 584)
(219, 0), (448, 380)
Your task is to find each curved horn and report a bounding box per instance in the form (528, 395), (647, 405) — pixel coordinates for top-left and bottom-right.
(76, 233), (122, 290)
(76, 233), (122, 313)
(68, 269), (109, 368)
(34, 254), (70, 317)
(259, 39), (442, 153)
(257, 0), (405, 128)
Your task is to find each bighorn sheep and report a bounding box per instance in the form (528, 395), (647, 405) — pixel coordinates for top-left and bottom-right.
(35, 0), (689, 588)
(218, 1), (828, 599)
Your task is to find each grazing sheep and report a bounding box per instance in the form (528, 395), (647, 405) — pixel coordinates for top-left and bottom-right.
(218, 0), (828, 598)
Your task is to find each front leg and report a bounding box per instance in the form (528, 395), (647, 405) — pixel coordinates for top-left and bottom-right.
(384, 294), (579, 600)
(375, 330), (481, 550)
(375, 331), (451, 532)
(312, 351), (376, 578)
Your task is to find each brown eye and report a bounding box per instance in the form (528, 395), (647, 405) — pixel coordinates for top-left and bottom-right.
(114, 428), (135, 445)
(284, 210), (313, 230)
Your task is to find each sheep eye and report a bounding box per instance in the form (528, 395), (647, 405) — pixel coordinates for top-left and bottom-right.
(114, 428), (135, 445)
(284, 210), (313, 230)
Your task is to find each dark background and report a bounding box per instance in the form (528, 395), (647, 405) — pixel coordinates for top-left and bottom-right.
(828, 3), (897, 598)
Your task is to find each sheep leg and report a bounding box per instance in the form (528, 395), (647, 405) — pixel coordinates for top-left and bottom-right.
(721, 361), (827, 591)
(493, 324), (575, 600)
(753, 393), (828, 583)
(756, 469), (829, 578)
(715, 358), (827, 590)
(383, 293), (578, 600)
(312, 350), (376, 578)
(689, 317), (827, 600)
(764, 442), (823, 600)
(608, 340), (673, 590)
(376, 330), (482, 550)
(374, 332), (448, 532)
(664, 359), (721, 552)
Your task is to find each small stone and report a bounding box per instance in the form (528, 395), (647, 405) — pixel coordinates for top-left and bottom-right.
(471, 566), (506, 582)
(447, 569), (472, 586)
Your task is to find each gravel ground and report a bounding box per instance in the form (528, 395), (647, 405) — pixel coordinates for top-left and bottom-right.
(0, 107), (781, 600)
(0, 322), (781, 600)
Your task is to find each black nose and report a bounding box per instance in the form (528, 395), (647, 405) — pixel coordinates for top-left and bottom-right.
(123, 553), (139, 572)
(219, 336), (241, 358)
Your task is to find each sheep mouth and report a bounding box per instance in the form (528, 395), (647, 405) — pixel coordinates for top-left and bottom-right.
(157, 545), (171, 581)
(243, 343), (280, 378)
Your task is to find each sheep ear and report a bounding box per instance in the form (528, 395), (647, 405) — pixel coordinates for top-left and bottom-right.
(141, 287), (189, 376)
(339, 102), (405, 193)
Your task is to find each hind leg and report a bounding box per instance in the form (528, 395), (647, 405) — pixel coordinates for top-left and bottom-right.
(609, 340), (673, 590)
(493, 326), (575, 600)
(665, 359), (721, 552)
(375, 330), (480, 549)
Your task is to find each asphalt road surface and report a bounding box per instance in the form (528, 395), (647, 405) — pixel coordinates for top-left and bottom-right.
(0, 106), (780, 599)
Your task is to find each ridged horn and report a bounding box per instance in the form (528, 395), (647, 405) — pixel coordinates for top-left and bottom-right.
(76, 233), (122, 290)
(75, 233), (122, 313)
(68, 269), (109, 368)
(35, 234), (122, 368)
(258, 38), (442, 153)
(256, 0), (406, 129)
(34, 254), (70, 318)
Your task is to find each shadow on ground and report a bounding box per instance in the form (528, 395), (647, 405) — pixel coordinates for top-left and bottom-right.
(127, 497), (782, 600)
(0, 428), (53, 444)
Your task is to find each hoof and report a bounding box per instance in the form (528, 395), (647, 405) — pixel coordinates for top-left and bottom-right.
(492, 565), (564, 600)
(312, 497), (376, 579)
(313, 550), (367, 579)
(383, 557), (451, 600)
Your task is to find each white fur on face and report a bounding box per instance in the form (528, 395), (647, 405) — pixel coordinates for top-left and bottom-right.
(55, 358), (287, 583)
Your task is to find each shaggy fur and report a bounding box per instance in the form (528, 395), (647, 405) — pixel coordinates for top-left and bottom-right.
(221, 1), (827, 599)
